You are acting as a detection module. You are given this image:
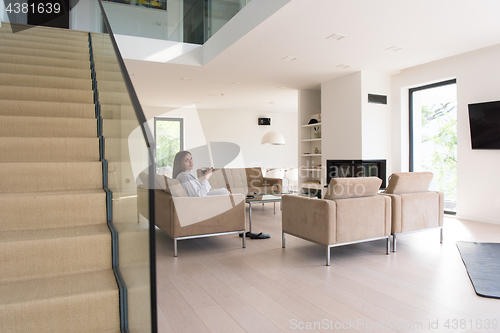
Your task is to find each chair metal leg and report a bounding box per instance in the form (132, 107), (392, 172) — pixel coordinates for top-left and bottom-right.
(392, 234), (397, 252)
(282, 231), (285, 248)
(386, 237), (390, 254)
(242, 232), (246, 248)
(326, 246), (331, 266)
(440, 227), (443, 243)
(174, 238), (178, 257)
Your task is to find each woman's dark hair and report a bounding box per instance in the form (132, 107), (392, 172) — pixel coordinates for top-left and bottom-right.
(172, 151), (191, 179)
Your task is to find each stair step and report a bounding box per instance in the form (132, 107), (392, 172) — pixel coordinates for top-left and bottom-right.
(0, 137), (100, 162)
(0, 73), (91, 90)
(0, 100), (95, 118)
(0, 53), (90, 70)
(0, 29), (89, 47)
(101, 104), (136, 120)
(0, 189), (106, 231)
(0, 161), (102, 193)
(98, 79), (128, 93)
(100, 90), (133, 105)
(0, 116), (97, 138)
(120, 265), (151, 330)
(96, 70), (125, 82)
(0, 45), (89, 61)
(94, 54), (119, 65)
(0, 62), (90, 79)
(0, 38), (89, 55)
(95, 62), (121, 73)
(1, 22), (90, 39)
(104, 118), (140, 138)
(0, 269), (120, 332)
(0, 86), (93, 103)
(115, 223), (150, 267)
(0, 224), (111, 283)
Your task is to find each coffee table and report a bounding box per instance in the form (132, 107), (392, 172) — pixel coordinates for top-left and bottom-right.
(245, 193), (294, 233)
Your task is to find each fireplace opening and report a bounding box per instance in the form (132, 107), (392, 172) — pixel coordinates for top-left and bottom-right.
(326, 159), (387, 189)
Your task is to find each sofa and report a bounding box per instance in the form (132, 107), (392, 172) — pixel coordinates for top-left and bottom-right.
(282, 177), (391, 266)
(138, 173), (246, 256)
(380, 172), (444, 251)
(196, 167), (283, 195)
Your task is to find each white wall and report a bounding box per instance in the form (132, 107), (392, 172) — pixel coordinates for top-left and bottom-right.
(198, 109), (297, 168)
(321, 72), (363, 160)
(391, 43), (500, 225)
(361, 71), (392, 176)
(141, 105), (297, 169)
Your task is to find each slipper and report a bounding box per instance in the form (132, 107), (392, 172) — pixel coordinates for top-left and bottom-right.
(239, 231), (251, 237)
(250, 232), (271, 239)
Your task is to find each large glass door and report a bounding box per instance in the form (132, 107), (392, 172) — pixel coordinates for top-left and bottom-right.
(154, 118), (183, 177)
(410, 79), (457, 214)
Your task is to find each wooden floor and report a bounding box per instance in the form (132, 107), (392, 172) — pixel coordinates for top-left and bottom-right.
(155, 204), (500, 333)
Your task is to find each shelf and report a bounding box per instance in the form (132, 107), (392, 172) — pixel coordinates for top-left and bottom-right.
(301, 154), (321, 157)
(301, 123), (322, 128)
(301, 138), (321, 142)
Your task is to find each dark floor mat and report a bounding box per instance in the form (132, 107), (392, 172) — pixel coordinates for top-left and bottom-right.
(456, 241), (500, 299)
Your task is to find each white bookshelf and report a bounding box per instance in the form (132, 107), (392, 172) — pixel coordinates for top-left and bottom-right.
(298, 90), (324, 198)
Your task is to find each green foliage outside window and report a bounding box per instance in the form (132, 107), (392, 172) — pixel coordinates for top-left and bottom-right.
(156, 120), (181, 175)
(421, 102), (457, 200)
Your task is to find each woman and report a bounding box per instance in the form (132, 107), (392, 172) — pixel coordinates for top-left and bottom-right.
(172, 151), (229, 197)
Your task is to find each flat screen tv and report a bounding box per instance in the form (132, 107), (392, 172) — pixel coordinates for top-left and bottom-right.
(468, 100), (500, 149)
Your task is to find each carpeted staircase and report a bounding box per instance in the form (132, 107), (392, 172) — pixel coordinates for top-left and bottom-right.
(0, 23), (121, 332)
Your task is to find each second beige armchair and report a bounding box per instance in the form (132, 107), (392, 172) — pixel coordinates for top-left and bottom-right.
(282, 177), (391, 266)
(381, 172), (444, 252)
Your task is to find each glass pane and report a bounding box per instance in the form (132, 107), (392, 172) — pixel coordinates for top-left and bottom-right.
(155, 119), (182, 177)
(91, 30), (153, 331)
(412, 83), (457, 213)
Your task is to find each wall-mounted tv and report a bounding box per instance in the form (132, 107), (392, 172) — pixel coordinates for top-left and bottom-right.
(468, 100), (500, 149)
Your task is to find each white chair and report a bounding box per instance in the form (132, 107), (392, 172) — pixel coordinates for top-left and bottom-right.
(283, 168), (299, 192)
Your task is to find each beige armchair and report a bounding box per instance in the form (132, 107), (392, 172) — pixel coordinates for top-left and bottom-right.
(282, 177), (391, 266)
(381, 172), (444, 252)
(138, 174), (246, 256)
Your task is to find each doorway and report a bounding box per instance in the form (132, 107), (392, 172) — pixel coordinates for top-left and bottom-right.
(409, 79), (457, 214)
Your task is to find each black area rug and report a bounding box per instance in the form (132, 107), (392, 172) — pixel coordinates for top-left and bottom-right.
(456, 241), (500, 299)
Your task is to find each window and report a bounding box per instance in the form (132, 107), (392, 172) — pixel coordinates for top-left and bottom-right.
(410, 79), (457, 214)
(154, 118), (183, 177)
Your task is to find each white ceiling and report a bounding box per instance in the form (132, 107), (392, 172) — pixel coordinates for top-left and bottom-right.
(124, 0), (500, 114)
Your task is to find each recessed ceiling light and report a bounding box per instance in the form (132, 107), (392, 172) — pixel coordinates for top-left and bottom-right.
(336, 64), (350, 69)
(208, 93), (218, 96)
(181, 77), (192, 80)
(232, 82), (242, 85)
(326, 33), (345, 41)
(282, 56), (298, 61)
(278, 86), (287, 89)
(385, 46), (402, 52)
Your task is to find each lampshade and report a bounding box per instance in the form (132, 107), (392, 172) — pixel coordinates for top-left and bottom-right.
(261, 131), (285, 145)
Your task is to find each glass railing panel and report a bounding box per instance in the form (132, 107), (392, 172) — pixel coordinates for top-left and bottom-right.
(205, 0), (246, 40)
(92, 2), (156, 330)
(100, 0), (247, 44)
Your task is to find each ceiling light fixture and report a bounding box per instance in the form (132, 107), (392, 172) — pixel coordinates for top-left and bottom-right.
(282, 56), (298, 61)
(232, 82), (242, 85)
(261, 102), (285, 145)
(181, 77), (192, 80)
(278, 86), (287, 89)
(326, 33), (346, 41)
(385, 46), (402, 52)
(336, 64), (350, 69)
